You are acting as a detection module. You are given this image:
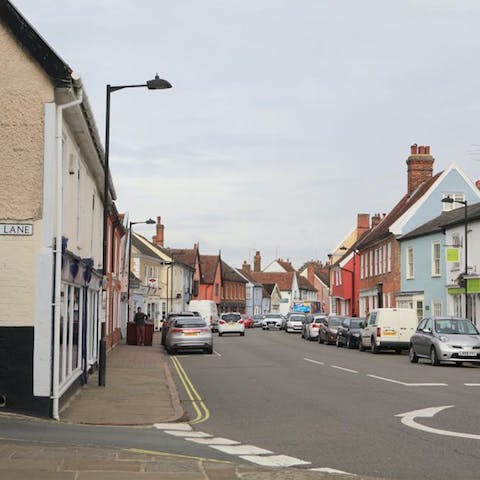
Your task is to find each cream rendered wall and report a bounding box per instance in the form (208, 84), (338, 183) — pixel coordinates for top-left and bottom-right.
(61, 122), (103, 268)
(0, 22), (53, 327)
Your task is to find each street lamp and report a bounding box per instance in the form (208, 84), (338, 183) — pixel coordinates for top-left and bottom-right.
(127, 218), (156, 324)
(441, 196), (469, 319)
(100, 74), (172, 387)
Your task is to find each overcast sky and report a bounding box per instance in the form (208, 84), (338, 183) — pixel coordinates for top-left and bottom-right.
(13, 0), (480, 269)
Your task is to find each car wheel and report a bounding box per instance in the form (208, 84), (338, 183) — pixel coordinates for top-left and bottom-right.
(371, 338), (379, 354)
(346, 337), (352, 349)
(319, 335), (324, 344)
(430, 346), (440, 366)
(409, 345), (419, 363)
(205, 346), (213, 354)
(218, 332), (223, 337)
(240, 332), (245, 336)
(336, 337), (341, 347)
(456, 362), (464, 367)
(359, 338), (366, 351)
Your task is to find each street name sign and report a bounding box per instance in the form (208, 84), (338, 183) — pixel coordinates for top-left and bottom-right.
(0, 223), (33, 236)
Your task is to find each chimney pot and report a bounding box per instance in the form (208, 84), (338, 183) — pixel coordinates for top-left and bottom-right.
(410, 144), (418, 155)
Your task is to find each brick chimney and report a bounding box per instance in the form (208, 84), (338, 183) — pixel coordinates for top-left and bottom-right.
(253, 251), (261, 272)
(407, 144), (434, 195)
(152, 216), (164, 247)
(242, 260), (251, 273)
(371, 213), (382, 228)
(307, 263), (315, 284)
(357, 213), (370, 238)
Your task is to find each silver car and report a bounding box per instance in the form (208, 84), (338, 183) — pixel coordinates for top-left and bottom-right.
(165, 316), (213, 355)
(409, 317), (480, 366)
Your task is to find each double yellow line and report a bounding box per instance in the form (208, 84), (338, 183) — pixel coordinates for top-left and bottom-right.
(170, 356), (210, 424)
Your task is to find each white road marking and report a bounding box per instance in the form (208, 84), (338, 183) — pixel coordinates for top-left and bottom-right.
(154, 423), (192, 431)
(185, 437), (240, 445)
(310, 467), (355, 475)
(465, 383), (480, 386)
(395, 405), (480, 440)
(331, 365), (358, 374)
(367, 374), (447, 387)
(214, 350), (222, 357)
(165, 430), (212, 438)
(240, 454), (311, 467)
(210, 444), (272, 455)
(304, 358), (325, 365)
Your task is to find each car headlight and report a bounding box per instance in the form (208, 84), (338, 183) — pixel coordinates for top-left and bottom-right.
(439, 336), (448, 342)
(352, 333), (359, 337)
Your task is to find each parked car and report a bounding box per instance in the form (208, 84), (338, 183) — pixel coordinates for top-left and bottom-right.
(285, 313), (306, 333)
(318, 315), (346, 345)
(165, 315), (213, 355)
(302, 314), (327, 341)
(241, 314), (254, 328)
(218, 312), (245, 336)
(409, 317), (480, 366)
(359, 308), (418, 353)
(161, 311), (198, 345)
(336, 317), (365, 348)
(262, 313), (283, 330)
(253, 314), (265, 327)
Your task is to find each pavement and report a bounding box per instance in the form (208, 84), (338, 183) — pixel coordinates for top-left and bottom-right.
(0, 332), (381, 480)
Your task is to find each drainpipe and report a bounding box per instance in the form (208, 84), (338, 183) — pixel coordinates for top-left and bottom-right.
(52, 85), (83, 421)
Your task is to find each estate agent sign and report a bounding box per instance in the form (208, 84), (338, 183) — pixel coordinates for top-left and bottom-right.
(0, 223), (33, 235)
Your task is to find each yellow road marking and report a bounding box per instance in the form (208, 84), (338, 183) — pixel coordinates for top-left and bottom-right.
(171, 356), (210, 424)
(125, 448), (232, 464)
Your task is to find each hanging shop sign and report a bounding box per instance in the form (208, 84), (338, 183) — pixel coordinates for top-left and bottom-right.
(0, 223), (33, 236)
(446, 247), (460, 262)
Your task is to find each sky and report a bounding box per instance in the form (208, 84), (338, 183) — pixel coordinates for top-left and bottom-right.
(12, 0), (480, 269)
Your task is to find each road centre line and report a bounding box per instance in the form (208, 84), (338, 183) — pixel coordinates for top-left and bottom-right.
(210, 445), (273, 455)
(465, 384), (480, 386)
(304, 358), (325, 365)
(331, 365), (358, 374)
(170, 356), (210, 424)
(239, 455), (311, 467)
(367, 374), (448, 387)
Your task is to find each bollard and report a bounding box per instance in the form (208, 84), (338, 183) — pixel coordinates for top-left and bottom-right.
(98, 322), (106, 386)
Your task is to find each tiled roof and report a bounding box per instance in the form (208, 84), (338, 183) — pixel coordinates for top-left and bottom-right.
(200, 254), (221, 284)
(132, 233), (163, 259)
(247, 272), (294, 292)
(357, 172), (442, 249)
(276, 260), (295, 272)
(400, 202), (480, 240)
(298, 275), (317, 292)
(166, 248), (197, 268)
(221, 261), (247, 283)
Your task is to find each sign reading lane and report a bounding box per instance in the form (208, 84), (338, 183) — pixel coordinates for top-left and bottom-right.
(0, 223), (33, 236)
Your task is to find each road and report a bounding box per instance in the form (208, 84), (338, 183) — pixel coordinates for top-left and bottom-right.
(169, 327), (480, 479)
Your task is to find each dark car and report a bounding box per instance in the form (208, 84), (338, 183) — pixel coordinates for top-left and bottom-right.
(161, 311), (197, 345)
(318, 315), (347, 345)
(336, 317), (365, 349)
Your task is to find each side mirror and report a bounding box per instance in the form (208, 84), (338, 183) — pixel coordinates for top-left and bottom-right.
(422, 328), (432, 334)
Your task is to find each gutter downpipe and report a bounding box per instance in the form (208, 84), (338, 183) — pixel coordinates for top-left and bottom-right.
(52, 87), (83, 421)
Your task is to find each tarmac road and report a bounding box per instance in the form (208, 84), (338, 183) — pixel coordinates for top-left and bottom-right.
(169, 328), (480, 479)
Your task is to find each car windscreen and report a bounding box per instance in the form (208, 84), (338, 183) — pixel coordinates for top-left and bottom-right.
(289, 316), (305, 322)
(350, 320), (364, 328)
(313, 317), (326, 324)
(434, 319), (479, 335)
(174, 318), (207, 328)
(266, 314), (281, 318)
(328, 317), (344, 326)
(221, 313), (241, 322)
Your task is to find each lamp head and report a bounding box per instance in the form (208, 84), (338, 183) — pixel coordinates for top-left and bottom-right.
(145, 218), (156, 225)
(441, 196), (454, 204)
(147, 74), (172, 90)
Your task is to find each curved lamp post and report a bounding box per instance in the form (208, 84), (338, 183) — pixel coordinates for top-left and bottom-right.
(127, 218), (156, 324)
(441, 196), (468, 319)
(100, 74), (172, 387)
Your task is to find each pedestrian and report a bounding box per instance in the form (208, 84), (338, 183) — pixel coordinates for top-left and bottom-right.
(133, 307), (147, 346)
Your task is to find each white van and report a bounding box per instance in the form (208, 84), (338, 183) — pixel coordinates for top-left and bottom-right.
(359, 308), (418, 353)
(188, 300), (219, 331)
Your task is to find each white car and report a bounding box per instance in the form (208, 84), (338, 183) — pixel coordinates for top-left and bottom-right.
(218, 312), (245, 336)
(262, 314), (283, 330)
(285, 314), (305, 333)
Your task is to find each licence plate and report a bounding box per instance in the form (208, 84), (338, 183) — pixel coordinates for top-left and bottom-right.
(461, 351), (477, 357)
(383, 331), (396, 336)
(185, 332), (198, 336)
